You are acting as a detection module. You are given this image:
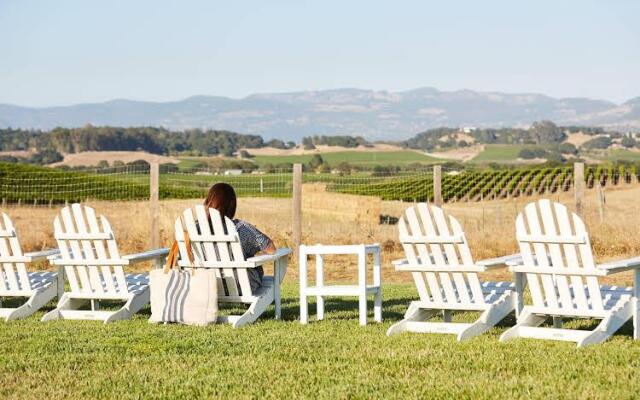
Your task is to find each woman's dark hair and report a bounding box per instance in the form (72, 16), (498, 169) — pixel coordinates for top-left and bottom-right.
(204, 183), (237, 219)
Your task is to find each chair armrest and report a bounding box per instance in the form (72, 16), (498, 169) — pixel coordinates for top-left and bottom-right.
(246, 248), (291, 266)
(123, 248), (170, 265)
(392, 258), (408, 267)
(477, 253), (522, 269)
(24, 249), (60, 262)
(598, 257), (640, 275)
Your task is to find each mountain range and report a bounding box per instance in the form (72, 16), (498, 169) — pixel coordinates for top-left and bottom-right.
(1, 88), (639, 141)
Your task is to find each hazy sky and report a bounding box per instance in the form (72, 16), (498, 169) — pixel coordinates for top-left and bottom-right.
(1, 0), (638, 107)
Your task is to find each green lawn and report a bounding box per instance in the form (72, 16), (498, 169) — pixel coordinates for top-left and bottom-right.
(597, 149), (640, 162)
(471, 144), (529, 163)
(252, 151), (441, 167)
(2, 283), (640, 398)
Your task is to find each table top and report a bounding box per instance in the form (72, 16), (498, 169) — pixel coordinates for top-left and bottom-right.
(299, 243), (380, 255)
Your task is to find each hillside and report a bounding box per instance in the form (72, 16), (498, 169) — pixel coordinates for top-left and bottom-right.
(2, 88), (639, 140)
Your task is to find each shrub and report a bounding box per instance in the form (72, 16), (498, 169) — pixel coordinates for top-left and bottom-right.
(557, 143), (578, 155)
(621, 137), (636, 148)
(582, 136), (612, 150)
(519, 147), (547, 159)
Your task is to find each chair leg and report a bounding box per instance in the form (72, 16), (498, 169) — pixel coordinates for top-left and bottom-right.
(41, 294), (88, 322)
(231, 290), (274, 328)
(458, 292), (515, 341)
(499, 308), (546, 342)
(374, 288), (382, 323)
(578, 297), (633, 347)
(5, 285), (58, 321)
(386, 302), (439, 336)
(104, 290), (150, 324)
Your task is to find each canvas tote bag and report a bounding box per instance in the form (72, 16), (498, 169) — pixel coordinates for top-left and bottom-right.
(149, 231), (218, 326)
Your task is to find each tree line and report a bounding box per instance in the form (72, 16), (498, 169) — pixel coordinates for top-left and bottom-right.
(301, 135), (369, 150)
(401, 121), (629, 151)
(0, 126), (266, 157)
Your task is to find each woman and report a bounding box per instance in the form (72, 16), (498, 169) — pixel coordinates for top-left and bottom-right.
(203, 182), (276, 292)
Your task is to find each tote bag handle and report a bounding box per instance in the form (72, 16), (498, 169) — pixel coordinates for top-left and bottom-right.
(163, 230), (195, 273)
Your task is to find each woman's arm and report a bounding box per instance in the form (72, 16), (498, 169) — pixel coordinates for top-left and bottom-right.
(264, 240), (276, 254)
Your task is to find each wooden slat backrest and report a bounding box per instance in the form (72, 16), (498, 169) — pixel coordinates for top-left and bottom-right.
(399, 204), (485, 307)
(176, 206), (253, 299)
(54, 204), (129, 297)
(0, 213), (31, 292)
(516, 200), (603, 313)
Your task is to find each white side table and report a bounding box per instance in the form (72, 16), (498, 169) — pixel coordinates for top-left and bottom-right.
(299, 244), (382, 326)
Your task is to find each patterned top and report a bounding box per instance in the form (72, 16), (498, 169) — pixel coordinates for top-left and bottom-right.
(233, 219), (272, 260)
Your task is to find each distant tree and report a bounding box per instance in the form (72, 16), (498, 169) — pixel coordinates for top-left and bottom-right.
(266, 139), (287, 149)
(545, 152), (565, 163)
(336, 162), (352, 175)
(519, 147), (547, 159)
(239, 150), (253, 158)
(29, 149), (63, 164)
(160, 163), (179, 173)
(557, 143), (578, 155)
(262, 163), (275, 173)
(372, 165), (393, 176)
(308, 154), (324, 170)
(302, 137), (316, 150)
(286, 141), (296, 149)
(96, 160), (109, 168)
(621, 137), (636, 148)
(458, 140), (469, 147)
(126, 159), (151, 171)
(0, 155), (18, 163)
(582, 136), (612, 150)
(529, 121), (565, 144)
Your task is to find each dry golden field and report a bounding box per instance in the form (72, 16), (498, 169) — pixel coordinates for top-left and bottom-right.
(6, 183), (640, 286)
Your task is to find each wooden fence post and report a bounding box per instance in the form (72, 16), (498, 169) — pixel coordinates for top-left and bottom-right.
(597, 183), (605, 223)
(433, 165), (442, 207)
(150, 162), (160, 256)
(292, 164), (302, 257)
(574, 162), (585, 216)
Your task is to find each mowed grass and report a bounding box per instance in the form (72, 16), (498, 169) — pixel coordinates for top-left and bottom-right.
(598, 149), (640, 162)
(471, 144), (528, 162)
(252, 151), (440, 167)
(2, 284), (640, 399)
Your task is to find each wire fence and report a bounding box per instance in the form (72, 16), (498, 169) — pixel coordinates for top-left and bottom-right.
(2, 163), (640, 207)
(162, 168), (293, 199)
(0, 164), (150, 205)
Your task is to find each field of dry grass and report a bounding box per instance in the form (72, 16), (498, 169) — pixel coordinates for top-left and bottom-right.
(7, 184), (640, 286)
(50, 151), (179, 167)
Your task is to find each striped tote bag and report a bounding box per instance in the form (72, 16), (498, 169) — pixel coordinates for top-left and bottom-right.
(149, 234), (218, 326)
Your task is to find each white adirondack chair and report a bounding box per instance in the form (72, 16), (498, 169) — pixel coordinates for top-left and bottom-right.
(41, 204), (168, 323)
(0, 212), (59, 321)
(500, 199), (640, 347)
(387, 203), (520, 341)
(175, 205), (290, 328)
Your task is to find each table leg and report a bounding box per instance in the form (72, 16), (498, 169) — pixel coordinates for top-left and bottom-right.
(154, 255), (165, 270)
(373, 249), (382, 323)
(57, 265), (65, 300)
(514, 272), (524, 320)
(316, 254), (324, 320)
(299, 247), (308, 324)
(274, 258), (283, 320)
(634, 269), (640, 340)
(358, 247), (367, 326)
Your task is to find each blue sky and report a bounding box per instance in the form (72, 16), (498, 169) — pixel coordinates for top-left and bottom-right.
(0, 0), (638, 107)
